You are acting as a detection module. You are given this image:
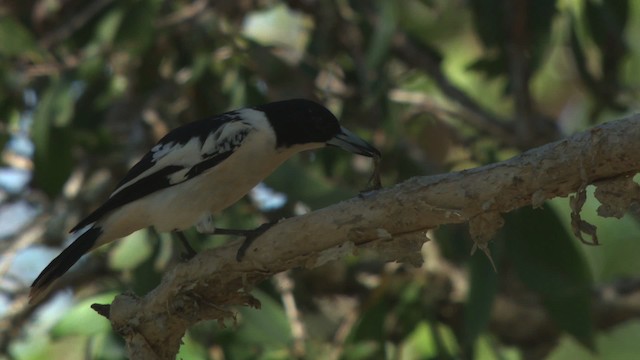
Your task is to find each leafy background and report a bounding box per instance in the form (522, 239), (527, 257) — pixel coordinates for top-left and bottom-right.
(1, 0), (640, 359)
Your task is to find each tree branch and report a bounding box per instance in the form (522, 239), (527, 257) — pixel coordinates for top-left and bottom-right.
(391, 33), (515, 143)
(102, 115), (640, 359)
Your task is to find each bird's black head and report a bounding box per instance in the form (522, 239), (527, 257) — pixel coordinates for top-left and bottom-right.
(256, 99), (341, 148)
(256, 99), (380, 158)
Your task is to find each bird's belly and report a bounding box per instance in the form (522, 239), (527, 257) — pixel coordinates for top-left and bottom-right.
(148, 155), (284, 232)
(147, 184), (249, 232)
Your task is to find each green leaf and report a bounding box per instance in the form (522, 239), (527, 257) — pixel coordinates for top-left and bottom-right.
(463, 241), (499, 348)
(403, 322), (438, 359)
(548, 321), (640, 360)
(468, 0), (557, 78)
(505, 205), (595, 350)
(94, 7), (126, 45)
(114, 0), (162, 53)
(8, 334), (50, 360)
(32, 81), (76, 196)
(468, 0), (505, 49)
(242, 4), (312, 64)
(43, 336), (88, 360)
(473, 334), (521, 360)
(402, 322), (460, 360)
(233, 289), (292, 351)
(266, 158), (363, 209)
(342, 298), (387, 359)
(548, 190), (640, 283)
(51, 293), (118, 337)
(365, 0), (397, 72)
(584, 0), (629, 51)
(176, 332), (208, 360)
(341, 342), (380, 360)
(108, 230), (153, 271)
(0, 18), (38, 56)
(389, 282), (432, 347)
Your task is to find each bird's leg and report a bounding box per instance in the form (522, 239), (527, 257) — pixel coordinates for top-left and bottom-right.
(173, 231), (198, 260)
(213, 221), (279, 261)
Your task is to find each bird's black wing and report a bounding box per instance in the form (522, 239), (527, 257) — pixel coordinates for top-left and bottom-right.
(71, 112), (251, 232)
(112, 112), (238, 190)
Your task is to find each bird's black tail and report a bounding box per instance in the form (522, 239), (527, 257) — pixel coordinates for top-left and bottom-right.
(29, 227), (103, 304)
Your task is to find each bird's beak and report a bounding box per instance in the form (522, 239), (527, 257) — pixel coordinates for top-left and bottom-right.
(327, 127), (381, 158)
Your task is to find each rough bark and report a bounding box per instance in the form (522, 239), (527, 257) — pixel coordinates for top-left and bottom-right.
(100, 115), (640, 359)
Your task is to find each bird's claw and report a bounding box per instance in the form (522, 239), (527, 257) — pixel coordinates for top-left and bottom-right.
(235, 221), (278, 261)
(174, 232), (198, 260)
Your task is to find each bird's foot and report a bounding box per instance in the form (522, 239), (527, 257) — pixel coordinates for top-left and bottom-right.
(174, 231), (198, 260)
(214, 221), (278, 261)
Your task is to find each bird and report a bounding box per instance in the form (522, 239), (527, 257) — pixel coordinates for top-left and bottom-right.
(29, 98), (381, 303)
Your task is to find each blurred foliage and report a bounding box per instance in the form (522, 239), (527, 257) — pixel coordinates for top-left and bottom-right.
(1, 0), (640, 359)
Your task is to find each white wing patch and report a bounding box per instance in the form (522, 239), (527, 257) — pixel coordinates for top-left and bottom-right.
(168, 168), (191, 185)
(110, 136), (203, 197)
(112, 120), (259, 196)
(151, 141), (176, 161)
(154, 136), (203, 167)
(201, 120), (252, 156)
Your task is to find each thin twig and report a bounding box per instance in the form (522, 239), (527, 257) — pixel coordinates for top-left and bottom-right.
(330, 306), (359, 360)
(273, 271), (306, 358)
(155, 0), (209, 28)
(39, 0), (115, 49)
(391, 33), (515, 144)
(0, 217), (47, 279)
